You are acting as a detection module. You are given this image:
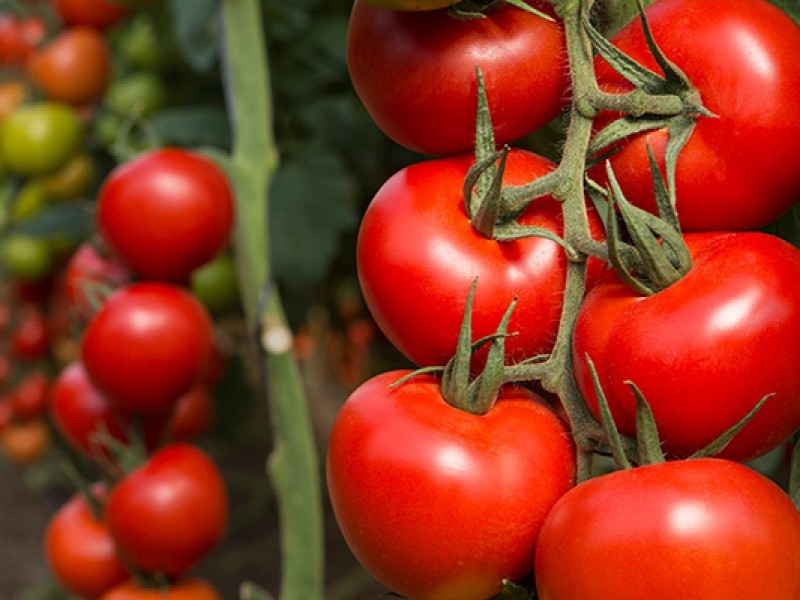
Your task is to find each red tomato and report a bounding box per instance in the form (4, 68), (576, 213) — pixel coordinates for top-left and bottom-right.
(0, 398), (14, 431)
(105, 443), (228, 577)
(97, 148), (235, 283)
(358, 150), (604, 369)
(45, 484), (128, 599)
(573, 232), (800, 461)
(327, 370), (575, 599)
(10, 369), (49, 420)
(101, 579), (221, 600)
(166, 385), (215, 441)
(10, 304), (49, 361)
(0, 14), (44, 65)
(535, 459), (800, 599)
(592, 0), (800, 231)
(347, 1), (567, 155)
(28, 26), (110, 105)
(81, 282), (214, 414)
(0, 355), (11, 388)
(50, 360), (166, 459)
(63, 242), (133, 321)
(54, 0), (129, 30)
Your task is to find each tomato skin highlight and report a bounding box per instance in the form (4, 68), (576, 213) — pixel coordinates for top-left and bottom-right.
(347, 1), (567, 155)
(574, 232), (800, 461)
(535, 458), (800, 600)
(327, 370), (575, 600)
(592, 0), (800, 231)
(358, 150), (603, 369)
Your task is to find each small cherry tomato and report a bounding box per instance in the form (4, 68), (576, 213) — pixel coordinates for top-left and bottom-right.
(101, 578), (222, 600)
(0, 418), (50, 465)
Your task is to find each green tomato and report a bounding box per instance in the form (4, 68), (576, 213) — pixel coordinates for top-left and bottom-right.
(104, 72), (167, 118)
(191, 254), (240, 315)
(118, 15), (165, 71)
(1, 234), (54, 281)
(0, 103), (82, 177)
(358, 0), (460, 10)
(11, 180), (49, 222)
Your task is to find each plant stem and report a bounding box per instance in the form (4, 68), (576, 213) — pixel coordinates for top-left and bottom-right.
(218, 2), (324, 599)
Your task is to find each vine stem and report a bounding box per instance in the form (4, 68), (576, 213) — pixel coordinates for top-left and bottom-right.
(218, 2), (324, 599)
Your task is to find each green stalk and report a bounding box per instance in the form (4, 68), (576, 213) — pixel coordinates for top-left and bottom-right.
(218, 2), (324, 599)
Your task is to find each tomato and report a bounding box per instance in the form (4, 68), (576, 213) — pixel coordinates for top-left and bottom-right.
(50, 360), (166, 459)
(63, 242), (133, 321)
(358, 150), (604, 369)
(54, 0), (129, 30)
(0, 102), (82, 176)
(10, 180), (49, 222)
(45, 484), (129, 599)
(101, 579), (221, 600)
(574, 232), (800, 462)
(10, 370), (49, 420)
(28, 26), (111, 106)
(0, 355), (11, 388)
(97, 148), (235, 282)
(103, 72), (167, 117)
(0, 418), (50, 465)
(40, 150), (95, 200)
(105, 443), (228, 577)
(327, 370), (575, 599)
(535, 458), (800, 600)
(0, 398), (13, 431)
(117, 15), (167, 71)
(592, 0), (800, 231)
(190, 253), (240, 316)
(81, 282), (214, 414)
(1, 234), (54, 282)
(10, 304), (50, 361)
(166, 385), (215, 441)
(358, 0), (459, 9)
(347, 1), (567, 155)
(0, 15), (44, 65)
(0, 79), (28, 120)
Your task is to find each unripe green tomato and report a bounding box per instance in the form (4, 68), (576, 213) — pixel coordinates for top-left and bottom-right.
(0, 103), (82, 177)
(1, 234), (54, 281)
(118, 15), (164, 70)
(39, 151), (95, 200)
(104, 72), (167, 118)
(11, 180), (49, 222)
(358, 0), (460, 9)
(191, 254), (240, 315)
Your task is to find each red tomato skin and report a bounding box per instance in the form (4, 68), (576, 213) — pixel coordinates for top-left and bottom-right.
(10, 370), (49, 420)
(592, 0), (800, 231)
(327, 371), (575, 600)
(97, 148), (235, 283)
(358, 150), (603, 369)
(104, 443), (228, 578)
(81, 282), (214, 414)
(10, 304), (50, 361)
(63, 242), (133, 321)
(54, 0), (129, 30)
(573, 232), (800, 461)
(347, 1), (567, 155)
(45, 484), (128, 599)
(166, 385), (215, 441)
(100, 579), (222, 600)
(535, 459), (800, 600)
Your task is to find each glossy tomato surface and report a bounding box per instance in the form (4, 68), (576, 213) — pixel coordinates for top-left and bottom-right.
(81, 282), (214, 414)
(97, 148), (234, 282)
(573, 232), (800, 461)
(105, 443), (228, 578)
(347, 1), (566, 155)
(535, 459), (800, 600)
(327, 370), (575, 600)
(45, 484), (128, 599)
(592, 0), (800, 230)
(63, 242), (133, 321)
(358, 150), (603, 369)
(54, 0), (129, 30)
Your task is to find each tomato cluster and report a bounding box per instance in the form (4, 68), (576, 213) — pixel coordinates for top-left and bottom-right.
(328, 1), (800, 598)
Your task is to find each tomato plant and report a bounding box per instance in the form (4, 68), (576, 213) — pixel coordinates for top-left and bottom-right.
(592, 0), (800, 231)
(45, 484), (129, 599)
(40, 150), (95, 200)
(327, 371), (575, 599)
(358, 149), (603, 369)
(63, 242), (133, 321)
(81, 282), (214, 414)
(347, 0), (567, 155)
(358, 0), (459, 9)
(97, 148), (235, 282)
(104, 443), (228, 577)
(100, 579), (221, 600)
(535, 458), (800, 600)
(573, 232), (800, 462)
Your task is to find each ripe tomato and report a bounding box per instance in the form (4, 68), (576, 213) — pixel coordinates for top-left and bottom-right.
(0, 355), (11, 388)
(105, 443), (228, 577)
(97, 148), (235, 282)
(10, 304), (50, 361)
(166, 385), (215, 442)
(347, 1), (567, 155)
(10, 370), (49, 420)
(100, 579), (221, 600)
(0, 102), (82, 176)
(45, 484), (128, 599)
(54, 0), (129, 30)
(81, 282), (214, 414)
(358, 0), (459, 9)
(63, 242), (133, 321)
(592, 0), (800, 231)
(0, 14), (44, 65)
(327, 371), (575, 599)
(535, 459), (800, 600)
(358, 150), (603, 369)
(28, 26), (111, 105)
(573, 232), (800, 461)
(0, 418), (50, 465)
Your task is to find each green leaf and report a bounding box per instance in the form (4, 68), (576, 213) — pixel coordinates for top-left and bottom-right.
(149, 106), (231, 149)
(269, 154), (359, 289)
(168, 0), (219, 73)
(9, 203), (92, 238)
(768, 0), (800, 25)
